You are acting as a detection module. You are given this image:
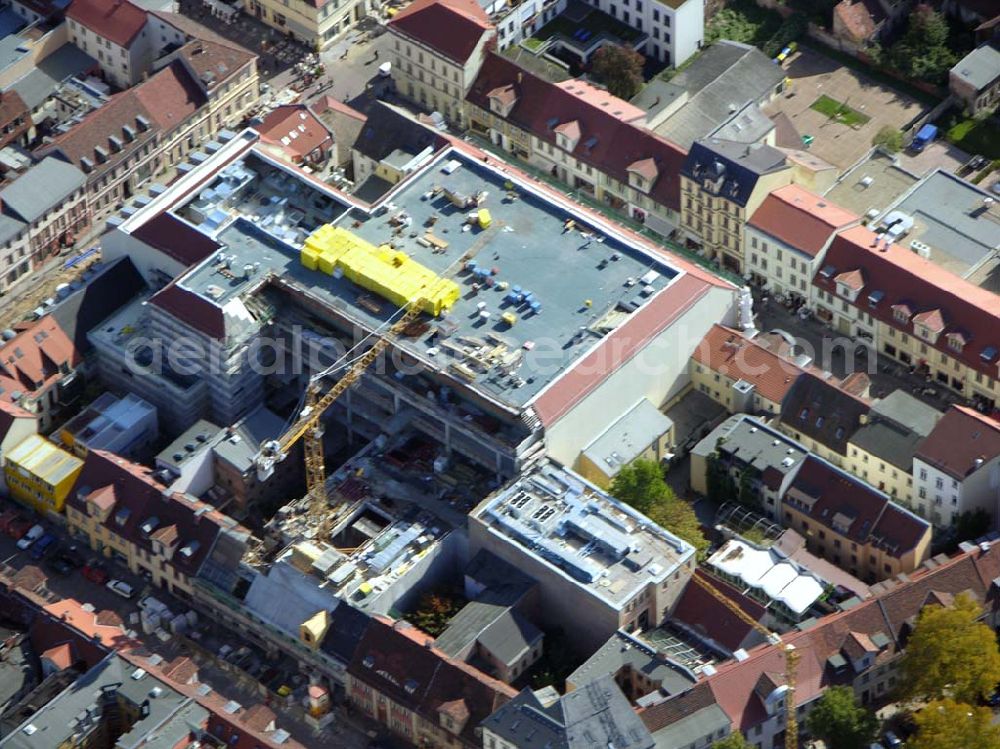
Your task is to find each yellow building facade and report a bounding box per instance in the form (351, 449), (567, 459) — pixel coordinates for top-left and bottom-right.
(3, 434), (83, 514)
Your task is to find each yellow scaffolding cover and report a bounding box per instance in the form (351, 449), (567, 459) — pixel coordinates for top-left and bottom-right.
(301, 225), (460, 316)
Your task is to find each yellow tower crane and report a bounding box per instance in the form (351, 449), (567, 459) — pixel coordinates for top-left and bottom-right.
(689, 572), (801, 749)
(254, 239), (485, 539)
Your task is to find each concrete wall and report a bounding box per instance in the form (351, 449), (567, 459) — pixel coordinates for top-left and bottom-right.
(543, 282), (736, 465)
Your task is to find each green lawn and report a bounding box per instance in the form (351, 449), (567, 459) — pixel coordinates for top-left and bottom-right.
(810, 94), (871, 127)
(944, 116), (1000, 160)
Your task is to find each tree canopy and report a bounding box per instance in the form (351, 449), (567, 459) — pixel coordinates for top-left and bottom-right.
(610, 459), (709, 560)
(804, 686), (878, 749)
(590, 44), (644, 100)
(908, 699), (1000, 749)
(872, 126), (903, 153)
(899, 592), (1000, 704)
(711, 732), (752, 749)
(887, 5), (957, 84)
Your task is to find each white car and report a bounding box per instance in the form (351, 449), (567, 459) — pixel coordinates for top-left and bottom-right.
(16, 524), (44, 550)
(106, 579), (135, 599)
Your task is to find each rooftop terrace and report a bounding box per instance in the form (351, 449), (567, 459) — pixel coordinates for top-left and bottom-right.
(473, 461), (693, 606)
(168, 147), (680, 410)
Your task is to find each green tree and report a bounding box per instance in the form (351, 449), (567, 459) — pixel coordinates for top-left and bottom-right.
(888, 5), (957, 84)
(646, 495), (710, 561)
(610, 459), (670, 514)
(804, 686), (878, 749)
(909, 699), (1000, 749)
(953, 509), (992, 543)
(899, 592), (1000, 704)
(590, 44), (644, 100)
(712, 733), (752, 749)
(409, 590), (463, 637)
(873, 126), (904, 153)
(611, 459), (709, 560)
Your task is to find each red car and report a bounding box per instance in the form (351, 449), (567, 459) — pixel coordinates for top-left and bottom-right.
(82, 563), (109, 585)
(7, 517), (33, 540)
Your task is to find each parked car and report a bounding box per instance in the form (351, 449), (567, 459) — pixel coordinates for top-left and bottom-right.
(883, 731), (903, 749)
(987, 690), (1000, 707)
(7, 517), (32, 540)
(46, 556), (74, 576)
(82, 562), (110, 585)
(106, 579), (134, 599)
(16, 524), (44, 550)
(30, 533), (58, 559)
(58, 544), (86, 568)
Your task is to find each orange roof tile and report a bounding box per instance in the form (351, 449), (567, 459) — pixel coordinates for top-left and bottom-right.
(692, 324), (805, 405)
(747, 184), (857, 258)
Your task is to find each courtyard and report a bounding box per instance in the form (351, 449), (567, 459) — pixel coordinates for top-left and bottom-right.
(764, 46), (927, 169)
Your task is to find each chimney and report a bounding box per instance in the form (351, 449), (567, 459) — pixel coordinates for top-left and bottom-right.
(516, 71), (522, 84)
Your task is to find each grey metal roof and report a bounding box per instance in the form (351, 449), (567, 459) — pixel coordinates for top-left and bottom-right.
(649, 701), (730, 749)
(681, 139), (788, 206)
(212, 405), (285, 472)
(582, 398), (673, 479)
(654, 41), (786, 149)
(568, 630), (696, 696)
(692, 414), (807, 482)
(243, 560), (341, 637)
(0, 157), (86, 223)
(711, 102), (775, 144)
(482, 674), (655, 749)
(7, 43), (96, 111)
(435, 599), (542, 666)
(51, 257), (146, 353)
(951, 43), (1000, 92)
(155, 418), (221, 469)
(0, 654), (188, 749)
(870, 391), (941, 437)
(850, 392), (942, 470)
(0, 212), (25, 246)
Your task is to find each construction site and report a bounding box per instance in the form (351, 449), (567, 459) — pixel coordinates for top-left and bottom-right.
(96, 129), (739, 655)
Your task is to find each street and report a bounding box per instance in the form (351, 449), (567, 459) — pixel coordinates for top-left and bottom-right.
(755, 298), (967, 413)
(0, 504), (389, 749)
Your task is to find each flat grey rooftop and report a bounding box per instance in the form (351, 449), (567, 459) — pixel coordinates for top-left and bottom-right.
(951, 44), (1000, 91)
(178, 149), (679, 409)
(825, 151), (919, 219)
(693, 414), (806, 481)
(881, 169), (1000, 278)
(475, 461), (692, 606)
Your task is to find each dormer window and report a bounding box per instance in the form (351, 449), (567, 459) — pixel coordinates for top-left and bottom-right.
(834, 270), (864, 302)
(947, 332), (967, 352)
(819, 265), (836, 279)
(486, 84), (517, 118)
(912, 309), (944, 344)
(627, 158), (658, 194)
(891, 303), (912, 324)
(141, 517), (159, 536)
(867, 290), (884, 307)
(553, 120), (581, 151)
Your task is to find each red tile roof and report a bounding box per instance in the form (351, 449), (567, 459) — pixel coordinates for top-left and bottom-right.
(467, 53), (687, 212)
(533, 273), (710, 427)
(833, 0), (884, 42)
(67, 0), (148, 47)
(915, 405), (1000, 480)
(173, 38), (256, 93)
(67, 450), (226, 578)
(257, 104), (333, 161)
(148, 282), (226, 340)
(347, 617), (515, 744)
(131, 212), (221, 267)
(747, 184), (857, 258)
(41, 642), (74, 670)
(389, 0), (491, 64)
(692, 324), (806, 405)
(670, 570), (768, 652)
(0, 317), (80, 405)
(0, 91), (29, 150)
(787, 455), (929, 557)
(813, 225), (1000, 378)
(133, 61), (206, 130)
(43, 598), (135, 650)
